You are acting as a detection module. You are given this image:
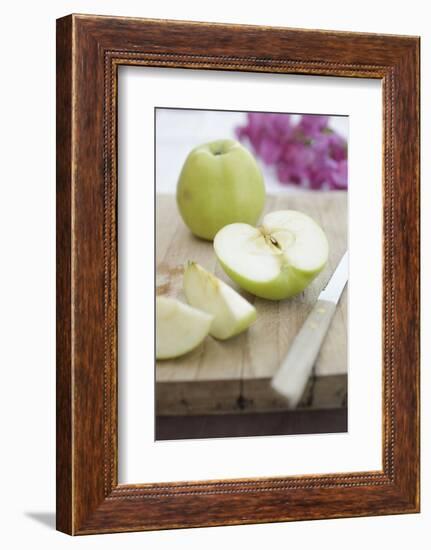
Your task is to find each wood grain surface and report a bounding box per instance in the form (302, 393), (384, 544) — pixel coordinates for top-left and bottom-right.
(57, 14), (419, 535)
(156, 192), (347, 415)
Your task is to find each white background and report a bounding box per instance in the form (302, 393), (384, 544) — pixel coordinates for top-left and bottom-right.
(0, 1), (428, 548)
(119, 69), (382, 483)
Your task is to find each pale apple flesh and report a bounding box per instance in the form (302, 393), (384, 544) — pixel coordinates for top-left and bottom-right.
(214, 210), (329, 300)
(183, 262), (256, 340)
(156, 296), (213, 359)
(176, 139), (265, 240)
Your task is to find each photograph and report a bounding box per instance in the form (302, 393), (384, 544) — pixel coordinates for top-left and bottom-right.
(155, 107), (349, 440)
(0, 0), (425, 543)
(51, 12), (420, 536)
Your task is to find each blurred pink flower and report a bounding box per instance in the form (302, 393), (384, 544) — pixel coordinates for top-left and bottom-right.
(236, 113), (348, 190)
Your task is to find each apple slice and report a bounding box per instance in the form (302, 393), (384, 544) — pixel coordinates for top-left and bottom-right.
(156, 296), (213, 359)
(183, 262), (257, 340)
(214, 210), (328, 300)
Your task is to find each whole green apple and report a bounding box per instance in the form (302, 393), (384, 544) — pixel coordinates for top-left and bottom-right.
(176, 139), (265, 240)
(214, 210), (329, 300)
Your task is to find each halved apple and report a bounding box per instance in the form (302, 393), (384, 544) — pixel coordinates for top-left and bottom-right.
(183, 262), (257, 340)
(156, 296), (213, 359)
(214, 210), (329, 300)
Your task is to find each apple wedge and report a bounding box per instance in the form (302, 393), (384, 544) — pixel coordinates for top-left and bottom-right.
(183, 262), (257, 340)
(156, 296), (213, 359)
(214, 210), (328, 300)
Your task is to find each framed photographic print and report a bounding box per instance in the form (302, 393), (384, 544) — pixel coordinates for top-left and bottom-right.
(56, 14), (420, 535)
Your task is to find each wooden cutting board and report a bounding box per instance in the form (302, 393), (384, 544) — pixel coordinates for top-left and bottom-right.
(156, 191), (347, 415)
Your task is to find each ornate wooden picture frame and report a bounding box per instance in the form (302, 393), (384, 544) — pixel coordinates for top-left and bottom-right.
(56, 14), (420, 534)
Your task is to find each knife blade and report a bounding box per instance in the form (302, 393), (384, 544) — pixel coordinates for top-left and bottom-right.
(271, 251), (348, 409)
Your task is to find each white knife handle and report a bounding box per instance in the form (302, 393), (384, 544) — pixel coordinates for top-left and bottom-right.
(271, 299), (336, 409)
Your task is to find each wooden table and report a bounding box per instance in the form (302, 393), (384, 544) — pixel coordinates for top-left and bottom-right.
(156, 191), (347, 422)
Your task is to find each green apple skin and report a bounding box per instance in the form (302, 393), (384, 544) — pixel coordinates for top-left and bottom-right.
(217, 258), (323, 301)
(176, 139), (265, 240)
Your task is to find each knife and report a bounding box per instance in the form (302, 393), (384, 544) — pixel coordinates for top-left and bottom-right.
(271, 251), (348, 409)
